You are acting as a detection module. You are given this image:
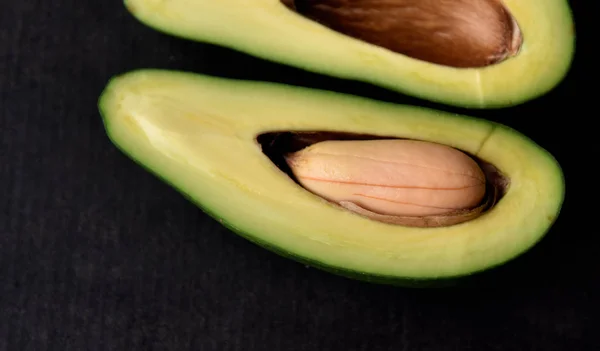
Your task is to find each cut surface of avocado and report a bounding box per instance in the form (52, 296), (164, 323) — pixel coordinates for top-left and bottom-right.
(123, 0), (575, 109)
(98, 69), (564, 285)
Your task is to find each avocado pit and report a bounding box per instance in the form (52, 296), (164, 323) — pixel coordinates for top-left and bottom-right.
(281, 0), (523, 68)
(257, 131), (509, 227)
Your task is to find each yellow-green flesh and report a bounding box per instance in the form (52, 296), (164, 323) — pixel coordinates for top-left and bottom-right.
(123, 0), (575, 108)
(99, 70), (564, 281)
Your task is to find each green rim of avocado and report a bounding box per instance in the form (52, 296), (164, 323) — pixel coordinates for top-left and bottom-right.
(122, 0), (575, 109)
(98, 69), (564, 286)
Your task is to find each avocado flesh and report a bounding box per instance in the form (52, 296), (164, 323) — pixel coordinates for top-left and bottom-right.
(123, 0), (575, 109)
(98, 69), (564, 284)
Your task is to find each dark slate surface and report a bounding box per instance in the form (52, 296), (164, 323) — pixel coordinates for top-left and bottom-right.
(0, 0), (594, 350)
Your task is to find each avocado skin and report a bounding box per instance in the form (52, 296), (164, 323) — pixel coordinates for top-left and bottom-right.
(98, 71), (564, 288)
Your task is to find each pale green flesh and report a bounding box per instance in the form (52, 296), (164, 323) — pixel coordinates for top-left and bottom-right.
(99, 69), (564, 281)
(123, 0), (575, 109)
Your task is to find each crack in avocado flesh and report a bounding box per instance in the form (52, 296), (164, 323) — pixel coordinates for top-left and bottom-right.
(98, 69), (564, 284)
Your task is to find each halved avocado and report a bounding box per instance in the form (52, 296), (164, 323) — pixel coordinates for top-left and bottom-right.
(98, 69), (564, 286)
(123, 0), (575, 109)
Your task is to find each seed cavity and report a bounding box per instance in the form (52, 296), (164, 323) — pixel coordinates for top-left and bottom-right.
(257, 131), (509, 228)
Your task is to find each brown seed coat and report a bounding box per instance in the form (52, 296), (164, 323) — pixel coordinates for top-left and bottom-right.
(283, 0), (522, 67)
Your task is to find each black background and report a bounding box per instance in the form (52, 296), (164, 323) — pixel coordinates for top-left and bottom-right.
(1, 1), (594, 350)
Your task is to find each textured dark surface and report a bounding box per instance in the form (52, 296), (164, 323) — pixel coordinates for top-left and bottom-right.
(0, 0), (594, 350)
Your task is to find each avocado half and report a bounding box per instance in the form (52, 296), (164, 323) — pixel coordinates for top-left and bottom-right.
(98, 69), (564, 286)
(122, 0), (575, 109)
